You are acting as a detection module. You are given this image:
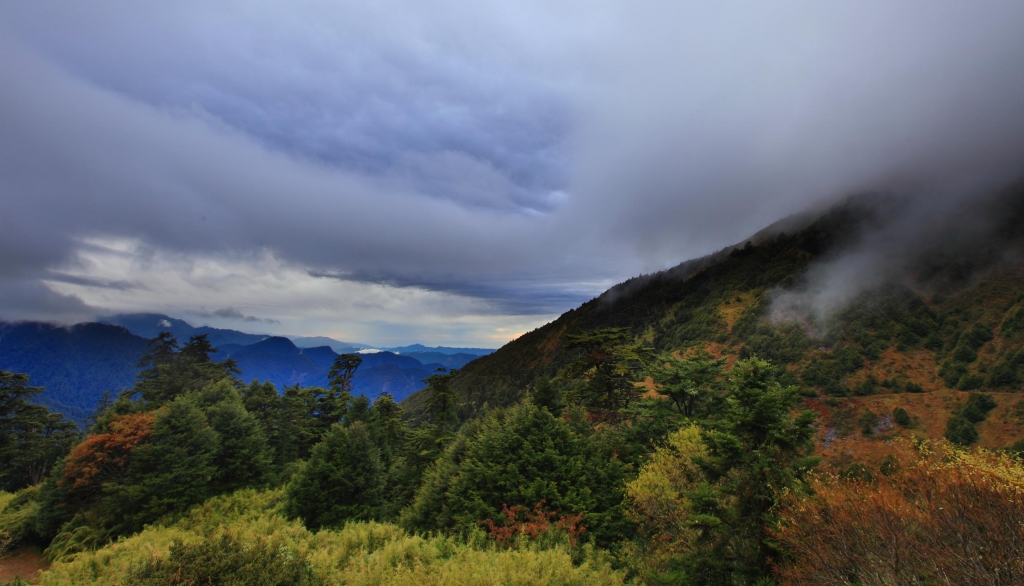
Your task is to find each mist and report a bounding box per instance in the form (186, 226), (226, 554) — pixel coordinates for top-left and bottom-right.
(770, 182), (1024, 334)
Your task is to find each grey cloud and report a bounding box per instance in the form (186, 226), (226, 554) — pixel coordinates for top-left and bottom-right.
(40, 272), (143, 291)
(190, 307), (279, 325)
(309, 269), (606, 315)
(1, 1), (1024, 332)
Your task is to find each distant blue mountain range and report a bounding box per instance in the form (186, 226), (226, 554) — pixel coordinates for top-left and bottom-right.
(0, 314), (494, 425)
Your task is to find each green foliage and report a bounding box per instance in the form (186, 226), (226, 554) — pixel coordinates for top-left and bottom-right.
(987, 349), (1024, 388)
(687, 358), (818, 582)
(104, 395), (220, 535)
(36, 489), (624, 586)
(133, 334), (240, 406)
(945, 393), (998, 446)
(649, 350), (724, 416)
(125, 531), (318, 586)
(0, 371), (79, 492)
(893, 407), (911, 427)
(559, 328), (654, 413)
(618, 358), (820, 583)
(0, 486), (41, 553)
(401, 403), (631, 549)
(1001, 305), (1024, 338)
(530, 377), (563, 416)
(285, 422), (384, 530)
(859, 409), (879, 435)
(423, 368), (460, 430)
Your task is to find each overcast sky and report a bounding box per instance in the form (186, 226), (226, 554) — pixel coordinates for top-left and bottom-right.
(2, 1), (1024, 347)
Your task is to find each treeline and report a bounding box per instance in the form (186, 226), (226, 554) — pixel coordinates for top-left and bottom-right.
(2, 328), (1024, 584)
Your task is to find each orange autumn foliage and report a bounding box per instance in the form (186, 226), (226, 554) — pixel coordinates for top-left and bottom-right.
(481, 500), (586, 547)
(61, 412), (159, 495)
(773, 440), (1024, 585)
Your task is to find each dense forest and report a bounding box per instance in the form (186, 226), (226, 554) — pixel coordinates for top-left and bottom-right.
(4, 188), (1024, 584)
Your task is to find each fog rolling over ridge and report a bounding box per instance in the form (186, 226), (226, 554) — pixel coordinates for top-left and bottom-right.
(769, 183), (1024, 331)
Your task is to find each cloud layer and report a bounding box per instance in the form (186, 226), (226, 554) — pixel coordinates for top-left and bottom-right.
(2, 1), (1024, 345)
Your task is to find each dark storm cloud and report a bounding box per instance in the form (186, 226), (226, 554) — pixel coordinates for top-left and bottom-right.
(1, 1), (1024, 329)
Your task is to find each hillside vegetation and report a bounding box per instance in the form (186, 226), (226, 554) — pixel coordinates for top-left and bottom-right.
(426, 185), (1024, 456)
(3, 185), (1024, 585)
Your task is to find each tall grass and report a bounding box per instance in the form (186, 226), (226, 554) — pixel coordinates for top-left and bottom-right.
(37, 489), (624, 586)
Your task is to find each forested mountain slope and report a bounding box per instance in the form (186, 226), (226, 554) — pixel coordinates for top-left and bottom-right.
(415, 184), (1024, 439)
(0, 322), (147, 424)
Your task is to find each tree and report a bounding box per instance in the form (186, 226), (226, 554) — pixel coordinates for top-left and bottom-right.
(559, 328), (654, 414)
(651, 350), (724, 416)
(531, 377), (563, 416)
(0, 371), (78, 491)
(134, 334), (240, 405)
(326, 353), (362, 424)
(423, 368), (460, 430)
(135, 332), (179, 376)
(693, 358), (818, 582)
(285, 422), (384, 530)
(624, 425), (708, 581)
(201, 380), (272, 493)
(105, 395), (219, 534)
(401, 403), (631, 548)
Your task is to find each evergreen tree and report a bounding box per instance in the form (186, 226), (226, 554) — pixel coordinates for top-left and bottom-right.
(326, 354), (362, 424)
(651, 350), (724, 416)
(531, 377), (563, 416)
(0, 371), (78, 491)
(134, 334), (240, 405)
(106, 395), (219, 534)
(690, 358), (818, 582)
(401, 403), (631, 548)
(423, 368), (460, 430)
(201, 380), (272, 493)
(285, 422), (384, 530)
(559, 328), (654, 414)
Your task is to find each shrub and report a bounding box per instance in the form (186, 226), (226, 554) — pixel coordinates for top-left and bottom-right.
(859, 410), (879, 435)
(892, 407), (911, 427)
(125, 531), (317, 586)
(946, 417), (979, 446)
(37, 489), (625, 586)
(774, 441), (1024, 585)
(904, 382), (924, 393)
(953, 344), (978, 364)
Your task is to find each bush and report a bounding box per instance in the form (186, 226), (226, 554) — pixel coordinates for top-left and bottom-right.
(946, 417), (979, 446)
(859, 410), (879, 435)
(125, 531), (317, 586)
(774, 441), (1024, 585)
(904, 382), (924, 393)
(892, 407), (911, 427)
(37, 489), (625, 586)
(953, 344), (978, 364)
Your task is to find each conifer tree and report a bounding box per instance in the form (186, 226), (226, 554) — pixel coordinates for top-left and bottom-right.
(0, 371), (78, 491)
(285, 422), (384, 530)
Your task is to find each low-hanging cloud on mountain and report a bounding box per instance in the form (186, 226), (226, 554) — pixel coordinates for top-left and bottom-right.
(1, 1), (1023, 344)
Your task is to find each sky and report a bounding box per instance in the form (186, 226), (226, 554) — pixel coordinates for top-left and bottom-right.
(2, 1), (1024, 347)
